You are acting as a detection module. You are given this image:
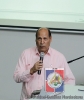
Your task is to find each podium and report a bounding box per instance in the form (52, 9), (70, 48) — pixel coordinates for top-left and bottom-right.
(30, 85), (84, 100)
(30, 86), (63, 99)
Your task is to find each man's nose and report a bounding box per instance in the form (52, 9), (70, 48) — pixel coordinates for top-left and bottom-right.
(41, 39), (44, 44)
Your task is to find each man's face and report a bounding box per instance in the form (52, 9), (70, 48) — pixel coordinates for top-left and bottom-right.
(36, 29), (52, 53)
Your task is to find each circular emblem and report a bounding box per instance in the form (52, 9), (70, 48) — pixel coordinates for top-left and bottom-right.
(47, 72), (62, 88)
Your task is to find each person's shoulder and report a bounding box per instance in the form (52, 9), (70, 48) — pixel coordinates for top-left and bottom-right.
(50, 47), (67, 61)
(50, 47), (65, 57)
(22, 47), (36, 55)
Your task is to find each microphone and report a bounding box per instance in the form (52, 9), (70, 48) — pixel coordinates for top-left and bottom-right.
(38, 52), (44, 75)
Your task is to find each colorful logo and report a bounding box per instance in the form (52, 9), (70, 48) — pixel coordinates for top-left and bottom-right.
(45, 68), (64, 93)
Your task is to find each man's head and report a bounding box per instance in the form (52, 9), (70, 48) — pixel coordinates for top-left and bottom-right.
(35, 27), (52, 53)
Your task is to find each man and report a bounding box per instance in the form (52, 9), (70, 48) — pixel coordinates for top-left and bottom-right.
(13, 27), (75, 100)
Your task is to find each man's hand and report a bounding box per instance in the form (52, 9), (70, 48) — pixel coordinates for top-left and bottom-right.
(30, 60), (43, 75)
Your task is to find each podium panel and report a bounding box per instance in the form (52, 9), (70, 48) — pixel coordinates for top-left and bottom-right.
(30, 85), (84, 100)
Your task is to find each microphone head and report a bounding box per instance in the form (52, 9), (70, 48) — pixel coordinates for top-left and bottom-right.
(40, 52), (44, 58)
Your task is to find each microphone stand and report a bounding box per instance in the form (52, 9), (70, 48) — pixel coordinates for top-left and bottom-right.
(67, 56), (84, 63)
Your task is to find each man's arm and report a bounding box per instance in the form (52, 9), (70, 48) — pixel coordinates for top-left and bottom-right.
(13, 51), (34, 83)
(13, 50), (43, 83)
(62, 55), (75, 85)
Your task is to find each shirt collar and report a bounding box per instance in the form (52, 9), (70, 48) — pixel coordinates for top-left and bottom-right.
(35, 46), (51, 56)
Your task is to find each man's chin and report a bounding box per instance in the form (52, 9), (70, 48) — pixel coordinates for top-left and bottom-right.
(39, 49), (48, 53)
(39, 49), (45, 52)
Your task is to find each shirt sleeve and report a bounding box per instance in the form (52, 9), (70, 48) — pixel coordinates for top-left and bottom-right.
(61, 55), (75, 85)
(13, 50), (34, 83)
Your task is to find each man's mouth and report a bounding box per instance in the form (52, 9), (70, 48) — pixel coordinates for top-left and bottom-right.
(40, 46), (45, 47)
